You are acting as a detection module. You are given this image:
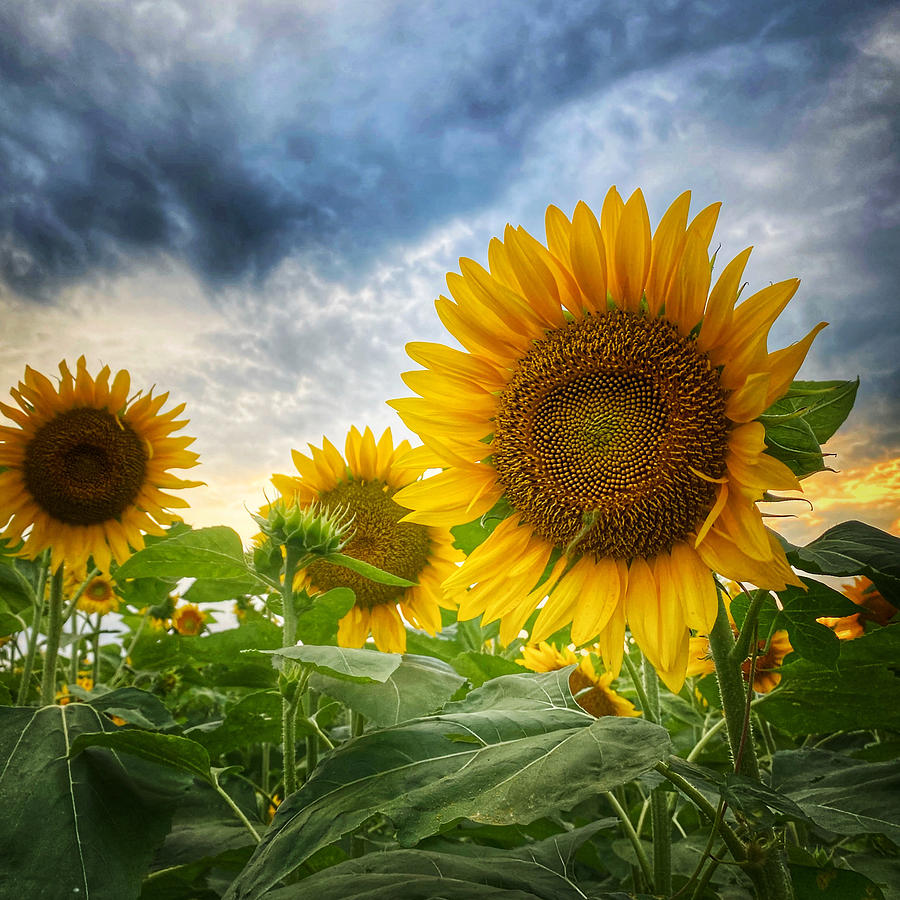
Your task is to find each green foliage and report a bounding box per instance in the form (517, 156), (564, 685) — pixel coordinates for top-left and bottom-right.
(760, 379), (859, 478)
(226, 670), (672, 898)
(266, 645), (402, 682)
(0, 705), (190, 899)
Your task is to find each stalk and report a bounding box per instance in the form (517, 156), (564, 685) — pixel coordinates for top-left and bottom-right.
(305, 688), (320, 777)
(39, 567), (65, 706)
(605, 790), (653, 889)
(280, 547), (302, 797)
(707, 582), (794, 899)
(17, 551), (49, 705)
(68, 610), (81, 684)
(643, 658), (671, 896)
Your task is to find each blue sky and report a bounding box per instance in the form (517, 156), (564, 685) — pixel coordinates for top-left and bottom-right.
(1, 0), (898, 541)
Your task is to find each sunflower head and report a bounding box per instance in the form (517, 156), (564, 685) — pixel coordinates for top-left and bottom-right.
(517, 641), (639, 717)
(393, 187), (825, 693)
(77, 574), (119, 617)
(173, 603), (206, 636)
(817, 576), (896, 640)
(0, 357), (202, 574)
(268, 426), (461, 653)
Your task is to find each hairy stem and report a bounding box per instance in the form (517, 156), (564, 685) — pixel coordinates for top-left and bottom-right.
(39, 567), (64, 706)
(17, 551), (49, 705)
(643, 658), (671, 896)
(605, 790), (654, 889)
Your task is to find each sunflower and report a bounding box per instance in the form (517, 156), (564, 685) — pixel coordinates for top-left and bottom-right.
(269, 426), (460, 653)
(76, 574), (120, 617)
(687, 627), (792, 694)
(391, 188), (824, 692)
(517, 641), (639, 717)
(0, 356), (202, 574)
(817, 576), (896, 640)
(173, 603), (206, 636)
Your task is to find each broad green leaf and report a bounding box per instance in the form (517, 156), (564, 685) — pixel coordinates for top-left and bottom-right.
(785, 521), (900, 606)
(450, 650), (526, 687)
(193, 690), (283, 757)
(262, 821), (614, 900)
(224, 669), (672, 899)
(773, 749), (900, 843)
(722, 773), (813, 828)
(0, 611), (26, 637)
(845, 854), (900, 900)
(294, 588), (356, 645)
(758, 625), (900, 734)
(322, 552), (416, 587)
(116, 527), (256, 581)
(0, 558), (34, 612)
(86, 686), (178, 731)
(450, 499), (509, 555)
(789, 864), (885, 900)
(760, 379), (858, 478)
(266, 645), (402, 683)
(184, 576), (262, 605)
(70, 730), (214, 784)
(775, 578), (858, 668)
(0, 705), (190, 899)
(405, 624), (468, 662)
(310, 654), (465, 726)
(183, 619), (283, 664)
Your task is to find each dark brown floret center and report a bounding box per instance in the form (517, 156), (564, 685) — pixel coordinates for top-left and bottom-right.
(493, 310), (729, 559)
(23, 407), (148, 525)
(306, 480), (431, 609)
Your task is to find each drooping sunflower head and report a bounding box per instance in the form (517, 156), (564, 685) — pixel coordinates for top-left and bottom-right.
(817, 576), (896, 640)
(268, 426), (461, 653)
(76, 574), (120, 617)
(0, 357), (202, 575)
(392, 187), (825, 692)
(173, 603), (206, 636)
(517, 641), (639, 718)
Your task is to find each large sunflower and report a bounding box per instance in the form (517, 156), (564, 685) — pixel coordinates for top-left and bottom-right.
(270, 426), (460, 653)
(0, 356), (201, 574)
(391, 188), (825, 691)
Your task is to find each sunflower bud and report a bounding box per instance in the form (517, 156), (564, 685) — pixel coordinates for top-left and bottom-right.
(253, 499), (354, 558)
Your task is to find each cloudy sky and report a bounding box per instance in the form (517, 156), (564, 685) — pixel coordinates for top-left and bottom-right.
(1, 0), (898, 546)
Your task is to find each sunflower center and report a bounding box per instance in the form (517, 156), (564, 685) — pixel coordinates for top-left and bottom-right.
(306, 480), (431, 609)
(569, 669), (618, 718)
(493, 310), (729, 559)
(23, 408), (148, 526)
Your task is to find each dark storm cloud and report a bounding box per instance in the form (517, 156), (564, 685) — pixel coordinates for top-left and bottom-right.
(0, 0), (888, 297)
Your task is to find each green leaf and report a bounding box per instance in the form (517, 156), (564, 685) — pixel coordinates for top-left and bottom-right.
(321, 552), (416, 587)
(405, 624), (468, 662)
(450, 651), (526, 687)
(266, 644), (402, 683)
(773, 749), (900, 842)
(310, 654), (466, 726)
(184, 575), (262, 605)
(759, 625), (900, 734)
(183, 619), (284, 665)
(261, 821), (614, 900)
(86, 687), (178, 730)
(0, 558), (35, 612)
(722, 773), (814, 828)
(294, 588), (356, 645)
(115, 526), (256, 581)
(776, 578), (859, 668)
(785, 521), (900, 606)
(224, 669), (672, 898)
(760, 379), (859, 478)
(0, 610), (26, 637)
(0, 705), (190, 899)
(69, 730), (214, 784)
(450, 498), (509, 556)
(193, 690), (283, 757)
(789, 864), (885, 900)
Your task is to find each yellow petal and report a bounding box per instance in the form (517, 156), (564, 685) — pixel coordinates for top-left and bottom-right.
(725, 372), (771, 423)
(570, 556), (622, 645)
(763, 322), (828, 406)
(669, 541), (718, 633)
(697, 247), (752, 353)
(666, 230), (711, 335)
(614, 189), (651, 312)
(600, 186), (624, 301)
(570, 201), (608, 313)
(646, 190), (691, 316)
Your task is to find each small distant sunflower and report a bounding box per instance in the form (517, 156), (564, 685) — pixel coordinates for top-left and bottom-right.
(173, 603), (206, 636)
(77, 574), (119, 617)
(392, 188), (824, 691)
(517, 641), (639, 717)
(818, 576), (896, 640)
(0, 356), (202, 574)
(56, 672), (93, 705)
(269, 426), (461, 653)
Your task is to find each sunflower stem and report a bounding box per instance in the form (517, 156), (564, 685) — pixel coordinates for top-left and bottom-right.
(730, 584), (769, 665)
(604, 790), (654, 889)
(280, 545), (302, 798)
(39, 567), (64, 706)
(17, 551), (50, 705)
(211, 769), (261, 843)
(707, 582), (794, 900)
(91, 611), (102, 686)
(642, 658), (671, 896)
(622, 652), (654, 722)
(110, 609), (148, 687)
(68, 610), (81, 685)
(305, 688), (319, 776)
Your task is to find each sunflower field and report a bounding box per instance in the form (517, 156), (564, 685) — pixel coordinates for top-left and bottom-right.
(1, 189), (899, 900)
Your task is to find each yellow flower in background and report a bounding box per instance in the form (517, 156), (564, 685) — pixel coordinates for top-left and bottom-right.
(517, 641), (639, 718)
(0, 356), (202, 574)
(77, 574), (119, 617)
(392, 188), (824, 692)
(817, 576), (896, 640)
(57, 672), (93, 705)
(268, 426), (461, 653)
(173, 603), (206, 636)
